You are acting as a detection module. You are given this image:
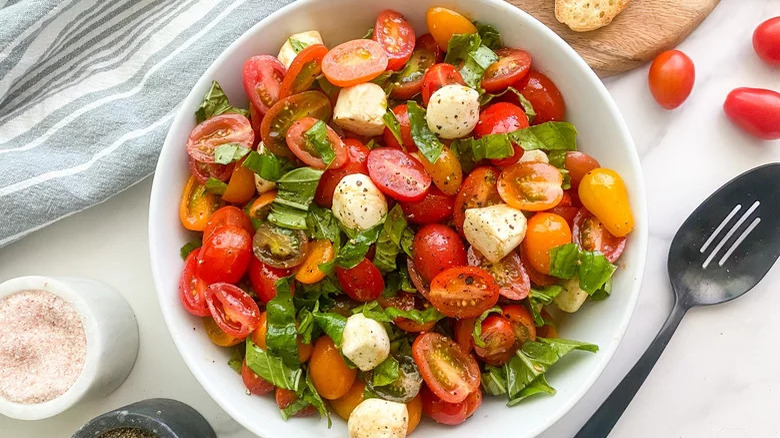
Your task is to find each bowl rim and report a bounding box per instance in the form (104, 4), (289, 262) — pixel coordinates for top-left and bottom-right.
(148, 0), (648, 436)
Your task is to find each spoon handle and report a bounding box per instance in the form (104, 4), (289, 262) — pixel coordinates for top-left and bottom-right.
(574, 302), (688, 438)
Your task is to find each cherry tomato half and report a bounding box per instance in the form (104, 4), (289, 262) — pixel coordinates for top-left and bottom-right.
(186, 113), (254, 163)
(368, 147), (432, 202)
(252, 221), (309, 269)
(261, 90), (332, 160)
(648, 50), (695, 110)
(295, 239), (334, 285)
(412, 224), (468, 284)
(573, 208), (627, 263)
(286, 117), (348, 169)
(391, 40), (439, 100)
(248, 257), (293, 304)
(467, 247), (530, 300)
(242, 55), (285, 115)
(502, 304), (536, 345)
(178, 248), (210, 317)
(189, 158), (233, 184)
(475, 102), (529, 167)
(426, 7), (477, 50)
(204, 316), (242, 347)
(241, 359), (274, 395)
(522, 213), (572, 275)
(753, 17), (780, 66)
(420, 385), (481, 426)
(179, 175), (220, 231)
(374, 10), (416, 71)
(473, 314), (517, 366)
(197, 225), (253, 284)
(416, 33), (444, 63)
(378, 292), (437, 332)
(454, 317), (476, 353)
(400, 186), (454, 224)
(482, 48), (532, 93)
(412, 332), (481, 403)
(383, 104), (417, 152)
(498, 161), (564, 211)
(275, 388), (316, 417)
(204, 282), (261, 338)
(518, 70), (566, 124)
(564, 151), (601, 189)
(453, 167), (502, 233)
(429, 266), (500, 318)
(322, 39), (389, 88)
(335, 258), (384, 302)
(279, 44), (328, 99)
(315, 138), (370, 207)
(421, 63), (466, 106)
(723, 87), (780, 140)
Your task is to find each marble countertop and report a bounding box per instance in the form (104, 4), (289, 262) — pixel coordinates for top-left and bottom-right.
(2, 1), (779, 437)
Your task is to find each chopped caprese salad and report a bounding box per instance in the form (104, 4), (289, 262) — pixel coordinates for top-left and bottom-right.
(176, 6), (634, 437)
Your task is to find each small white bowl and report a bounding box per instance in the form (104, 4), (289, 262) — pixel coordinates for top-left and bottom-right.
(149, 0), (648, 436)
(0, 276), (139, 420)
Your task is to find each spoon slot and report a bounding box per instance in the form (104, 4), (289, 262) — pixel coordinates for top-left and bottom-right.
(701, 200), (761, 269)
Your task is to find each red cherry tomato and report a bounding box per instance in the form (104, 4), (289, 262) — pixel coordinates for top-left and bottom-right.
(373, 10), (416, 71)
(285, 116), (348, 169)
(517, 70), (566, 124)
(186, 114), (254, 163)
(322, 39), (389, 87)
(241, 359), (274, 395)
(197, 225), (252, 284)
(467, 247), (530, 300)
(753, 17), (780, 66)
(275, 388), (316, 417)
(407, 256), (431, 299)
(420, 385), (482, 426)
(481, 48), (532, 93)
(412, 332), (481, 403)
(429, 266), (500, 318)
(242, 55), (285, 115)
(473, 314), (517, 366)
(391, 35), (441, 100)
(474, 102), (529, 166)
(573, 208), (627, 262)
(564, 151), (601, 189)
(453, 166), (502, 233)
(261, 91), (332, 160)
(279, 44), (328, 99)
(315, 138), (370, 207)
(335, 258), (385, 302)
(400, 186), (454, 224)
(248, 257), (294, 304)
(502, 304), (536, 345)
(412, 224), (468, 283)
(421, 63), (466, 106)
(203, 206), (254, 242)
(189, 158), (234, 184)
(648, 50), (695, 110)
(453, 317), (476, 353)
(723, 87), (780, 140)
(249, 103), (263, 147)
(367, 147), (432, 202)
(383, 104), (417, 152)
(378, 292), (436, 332)
(204, 282), (261, 338)
(178, 248), (210, 317)
(416, 33), (444, 63)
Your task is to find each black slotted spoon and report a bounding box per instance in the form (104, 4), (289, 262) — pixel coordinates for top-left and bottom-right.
(575, 162), (780, 438)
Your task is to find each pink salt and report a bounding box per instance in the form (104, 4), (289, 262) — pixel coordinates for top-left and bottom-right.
(0, 289), (87, 404)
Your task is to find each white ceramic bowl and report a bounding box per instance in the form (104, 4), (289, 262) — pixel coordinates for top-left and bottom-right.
(149, 0), (648, 436)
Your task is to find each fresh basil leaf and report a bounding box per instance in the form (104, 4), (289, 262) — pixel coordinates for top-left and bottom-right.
(268, 167), (325, 230)
(509, 374), (556, 405)
(445, 33), (498, 89)
(356, 300), (446, 325)
(243, 148), (293, 182)
(382, 266), (416, 297)
(195, 80), (249, 123)
(528, 285), (563, 326)
(450, 133), (514, 172)
(374, 205), (413, 273)
(280, 397), (310, 420)
(372, 356), (400, 387)
(227, 344), (245, 374)
(474, 22), (503, 50)
(548, 243), (580, 279)
(214, 143), (251, 165)
(312, 306), (347, 347)
(383, 109), (404, 147)
(472, 306), (503, 348)
(307, 206), (342, 249)
(296, 308), (315, 345)
(481, 365), (508, 396)
(590, 277), (612, 301)
(204, 177), (227, 195)
(547, 150), (567, 168)
(406, 101), (444, 163)
(509, 122), (578, 151)
(305, 120), (336, 167)
(560, 168), (571, 190)
(245, 338), (302, 391)
(179, 239), (201, 260)
(365, 139), (377, 150)
(336, 221), (385, 268)
(578, 250), (617, 294)
(266, 276), (300, 368)
(372, 71), (396, 95)
(301, 372), (331, 426)
(289, 37), (308, 54)
(480, 87), (536, 123)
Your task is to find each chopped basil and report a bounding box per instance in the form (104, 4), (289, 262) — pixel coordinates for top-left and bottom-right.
(243, 148), (294, 182)
(195, 80), (249, 123)
(382, 265), (417, 297)
(204, 177), (227, 195)
(300, 372), (331, 426)
(406, 101), (444, 163)
(509, 121), (578, 152)
(227, 344), (245, 374)
(355, 301), (446, 325)
(382, 109), (404, 147)
(373, 205), (414, 273)
(245, 338), (302, 391)
(472, 306), (503, 348)
(266, 277), (300, 368)
(305, 120), (336, 167)
(372, 71), (396, 95)
(549, 243), (581, 279)
(336, 221), (385, 268)
(590, 278), (613, 301)
(444, 33), (499, 89)
(450, 132), (514, 171)
(479, 86), (536, 123)
(312, 305), (347, 347)
(267, 167), (324, 230)
(213, 143), (251, 165)
(528, 285), (564, 326)
(475, 22), (503, 50)
(306, 206), (342, 249)
(179, 239), (201, 260)
(548, 243), (617, 294)
(288, 37), (308, 54)
(372, 356), (400, 387)
(362, 27), (375, 39)
(296, 307), (315, 345)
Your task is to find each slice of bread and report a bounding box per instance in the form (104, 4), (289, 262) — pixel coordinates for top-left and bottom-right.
(555, 0), (630, 32)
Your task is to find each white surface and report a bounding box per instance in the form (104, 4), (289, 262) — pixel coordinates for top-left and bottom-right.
(1, 0), (779, 436)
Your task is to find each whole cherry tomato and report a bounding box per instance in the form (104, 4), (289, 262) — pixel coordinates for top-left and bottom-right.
(420, 385), (482, 425)
(564, 151), (601, 190)
(522, 213), (572, 275)
(412, 224), (468, 283)
(753, 17), (780, 66)
(648, 50), (695, 110)
(421, 63), (466, 106)
(399, 186), (454, 225)
(516, 70), (566, 124)
(335, 258), (385, 302)
(723, 87), (780, 140)
(426, 7), (477, 50)
(474, 102), (529, 166)
(383, 104), (417, 152)
(309, 336), (356, 400)
(578, 168), (634, 238)
(197, 225), (252, 284)
(248, 257), (293, 304)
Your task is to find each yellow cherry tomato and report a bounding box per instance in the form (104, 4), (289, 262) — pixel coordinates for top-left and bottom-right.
(203, 317), (242, 347)
(414, 147), (463, 196)
(179, 175), (221, 231)
(426, 7), (477, 50)
(406, 394), (423, 434)
(295, 239), (335, 284)
(330, 380), (365, 420)
(578, 168), (634, 237)
(309, 336), (357, 400)
(222, 164), (256, 204)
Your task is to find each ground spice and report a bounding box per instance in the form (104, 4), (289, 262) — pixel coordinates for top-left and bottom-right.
(99, 428), (159, 438)
(0, 289), (87, 404)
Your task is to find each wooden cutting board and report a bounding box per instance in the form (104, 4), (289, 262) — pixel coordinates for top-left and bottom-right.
(507, 0), (720, 77)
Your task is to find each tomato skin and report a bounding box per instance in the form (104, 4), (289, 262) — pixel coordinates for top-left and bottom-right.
(412, 332), (481, 403)
(279, 44), (328, 99)
(426, 7), (477, 50)
(260, 91), (333, 160)
(330, 380), (366, 420)
(336, 258), (385, 302)
(242, 55), (285, 115)
(204, 316), (242, 347)
(578, 168), (634, 238)
(429, 266), (500, 318)
(416, 33), (444, 63)
(275, 388), (316, 417)
(383, 104), (417, 152)
(453, 166), (502, 233)
(648, 50), (695, 110)
(522, 213), (572, 275)
(378, 292), (436, 332)
(421, 63), (466, 106)
(241, 359), (274, 396)
(309, 336), (357, 400)
(412, 224), (468, 283)
(497, 161), (564, 211)
(520, 249), (558, 287)
(753, 17), (780, 66)
(189, 158), (233, 184)
(467, 247), (530, 300)
(517, 70), (566, 124)
(502, 304), (536, 345)
(248, 257), (293, 304)
(373, 10), (416, 71)
(221, 164), (256, 205)
(295, 239), (334, 285)
(178, 248), (210, 317)
(481, 48), (532, 93)
(474, 102), (529, 166)
(400, 186), (454, 225)
(453, 317), (476, 353)
(564, 151), (601, 189)
(723, 87), (780, 140)
(204, 207), (254, 244)
(473, 314), (517, 366)
(286, 117), (348, 169)
(204, 282), (261, 339)
(406, 394), (423, 434)
(322, 39), (389, 87)
(414, 147), (463, 196)
(367, 147), (432, 202)
(407, 257), (431, 298)
(420, 385), (482, 425)
(186, 114), (254, 163)
(197, 225), (252, 284)
(315, 138), (370, 207)
(573, 208), (627, 263)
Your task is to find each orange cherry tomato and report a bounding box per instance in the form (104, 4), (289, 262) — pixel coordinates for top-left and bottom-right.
(179, 175), (220, 231)
(578, 168), (634, 238)
(285, 117), (348, 169)
(497, 161), (564, 211)
(648, 50), (695, 110)
(330, 380), (365, 420)
(406, 394), (423, 434)
(295, 239), (334, 284)
(203, 316), (242, 347)
(309, 336), (356, 400)
(502, 304), (536, 345)
(279, 44), (328, 99)
(247, 190), (277, 222)
(453, 166), (502, 233)
(425, 7), (477, 50)
(536, 309), (558, 338)
(522, 213), (572, 275)
(251, 312), (313, 363)
(429, 266), (500, 319)
(321, 39), (389, 87)
(221, 163), (256, 204)
(413, 146), (463, 196)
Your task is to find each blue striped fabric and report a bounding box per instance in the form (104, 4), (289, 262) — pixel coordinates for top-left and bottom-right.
(0, 0), (293, 247)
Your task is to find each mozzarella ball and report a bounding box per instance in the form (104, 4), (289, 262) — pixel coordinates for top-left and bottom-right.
(464, 204), (527, 263)
(332, 174), (387, 231)
(518, 149), (549, 164)
(554, 276), (589, 313)
(348, 399), (409, 438)
(341, 314), (390, 371)
(334, 83), (388, 136)
(427, 84), (480, 139)
(277, 31), (323, 68)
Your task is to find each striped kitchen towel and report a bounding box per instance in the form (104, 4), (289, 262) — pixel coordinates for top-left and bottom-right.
(0, 0), (293, 247)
